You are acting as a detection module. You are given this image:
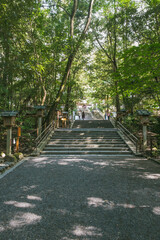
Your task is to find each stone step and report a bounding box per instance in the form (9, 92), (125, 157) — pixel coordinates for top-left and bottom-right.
(44, 147), (130, 151)
(51, 137), (122, 140)
(55, 129), (118, 132)
(40, 120), (133, 156)
(53, 134), (120, 137)
(42, 150), (132, 155)
(49, 139), (125, 143)
(72, 120), (114, 128)
(46, 143), (127, 147)
(53, 131), (120, 134)
(54, 131), (118, 134)
(53, 133), (120, 135)
(51, 136), (122, 139)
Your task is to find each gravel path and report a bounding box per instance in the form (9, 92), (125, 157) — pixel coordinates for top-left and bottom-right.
(0, 155), (160, 240)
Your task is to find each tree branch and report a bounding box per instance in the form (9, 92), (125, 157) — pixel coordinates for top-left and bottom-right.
(83, 0), (95, 35)
(94, 34), (114, 63)
(57, 4), (71, 16)
(51, 1), (71, 17)
(70, 0), (78, 37)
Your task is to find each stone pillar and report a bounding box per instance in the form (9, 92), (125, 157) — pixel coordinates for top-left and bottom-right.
(57, 111), (59, 128)
(6, 127), (12, 155)
(38, 117), (42, 136)
(143, 125), (147, 151)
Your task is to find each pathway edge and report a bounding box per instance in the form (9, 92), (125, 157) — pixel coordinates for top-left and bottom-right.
(0, 157), (29, 180)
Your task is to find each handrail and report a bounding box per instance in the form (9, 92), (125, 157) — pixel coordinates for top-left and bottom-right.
(110, 117), (116, 127)
(117, 121), (138, 142)
(117, 121), (139, 153)
(97, 109), (105, 120)
(87, 108), (95, 120)
(91, 109), (104, 120)
(35, 121), (54, 151)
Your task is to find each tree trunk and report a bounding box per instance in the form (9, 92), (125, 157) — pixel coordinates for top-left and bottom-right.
(46, 0), (95, 124)
(65, 83), (72, 112)
(2, 33), (10, 109)
(46, 53), (75, 123)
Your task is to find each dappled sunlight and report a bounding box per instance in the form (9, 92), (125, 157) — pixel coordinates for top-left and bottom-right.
(0, 226), (5, 232)
(29, 156), (97, 168)
(72, 225), (102, 237)
(139, 205), (150, 208)
(0, 185), (43, 233)
(26, 155), (150, 173)
(87, 196), (160, 216)
(87, 197), (139, 210)
(27, 195), (42, 201)
(93, 161), (110, 167)
(138, 173), (160, 180)
(30, 157), (55, 167)
(58, 162), (70, 166)
(4, 201), (35, 208)
(9, 212), (42, 228)
(117, 203), (135, 209)
(87, 197), (115, 210)
(21, 185), (38, 191)
(62, 237), (74, 240)
(0, 152), (160, 239)
(152, 207), (160, 215)
(81, 166), (94, 171)
(32, 157), (50, 163)
(80, 133), (85, 135)
(88, 197), (105, 207)
(122, 157), (147, 162)
(57, 157), (94, 167)
(86, 137), (92, 139)
(0, 212), (42, 232)
(110, 160), (134, 167)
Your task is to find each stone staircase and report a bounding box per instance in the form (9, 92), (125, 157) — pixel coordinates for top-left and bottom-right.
(41, 120), (133, 156)
(73, 120), (113, 128)
(91, 110), (104, 120)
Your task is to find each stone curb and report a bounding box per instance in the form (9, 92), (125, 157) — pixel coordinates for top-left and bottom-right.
(148, 158), (160, 165)
(0, 157), (29, 180)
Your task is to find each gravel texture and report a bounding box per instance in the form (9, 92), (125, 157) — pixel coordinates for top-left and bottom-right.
(0, 154), (160, 240)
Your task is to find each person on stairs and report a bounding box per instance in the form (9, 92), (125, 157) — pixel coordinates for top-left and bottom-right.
(107, 112), (110, 120)
(82, 111), (85, 120)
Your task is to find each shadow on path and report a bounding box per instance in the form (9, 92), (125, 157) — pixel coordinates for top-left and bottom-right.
(0, 155), (160, 239)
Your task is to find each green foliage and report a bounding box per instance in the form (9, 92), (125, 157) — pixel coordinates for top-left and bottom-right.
(0, 0), (160, 119)
(121, 115), (141, 134)
(118, 43), (160, 108)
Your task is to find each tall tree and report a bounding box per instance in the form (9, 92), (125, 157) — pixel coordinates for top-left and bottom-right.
(46, 0), (95, 123)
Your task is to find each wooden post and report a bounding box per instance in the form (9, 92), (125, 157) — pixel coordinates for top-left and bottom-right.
(6, 127), (12, 155)
(16, 127), (21, 152)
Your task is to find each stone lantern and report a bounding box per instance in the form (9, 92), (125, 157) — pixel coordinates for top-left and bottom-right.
(137, 109), (151, 151)
(56, 110), (61, 128)
(62, 112), (68, 128)
(0, 111), (18, 155)
(34, 106), (45, 136)
(116, 109), (126, 123)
